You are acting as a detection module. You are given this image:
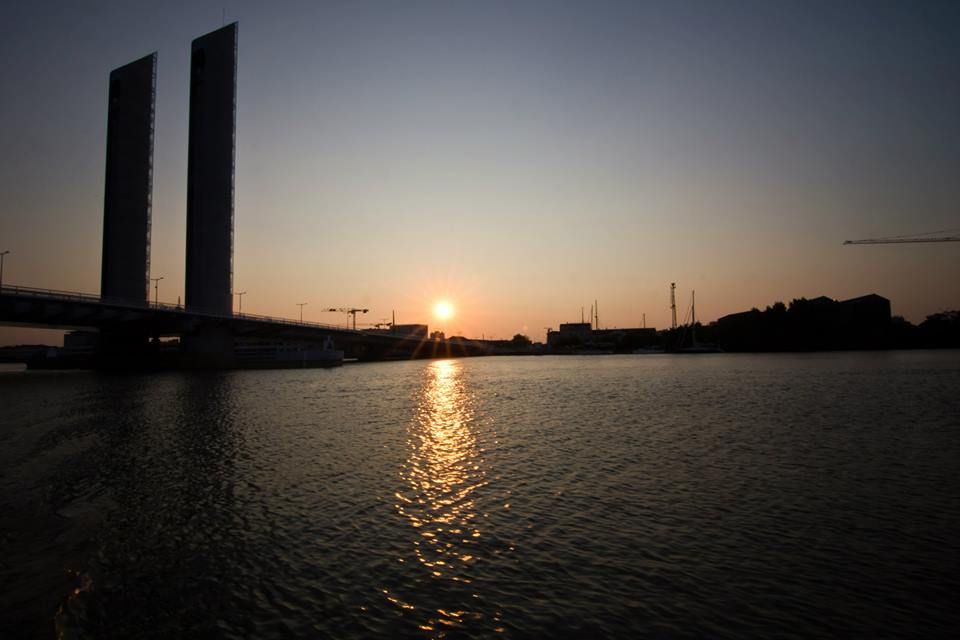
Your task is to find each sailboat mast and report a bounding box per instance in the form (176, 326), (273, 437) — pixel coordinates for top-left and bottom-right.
(691, 290), (697, 346)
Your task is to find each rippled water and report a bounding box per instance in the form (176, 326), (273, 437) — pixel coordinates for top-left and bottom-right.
(2, 352), (959, 638)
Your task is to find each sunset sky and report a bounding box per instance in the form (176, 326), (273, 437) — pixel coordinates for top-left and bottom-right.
(1, 0), (958, 345)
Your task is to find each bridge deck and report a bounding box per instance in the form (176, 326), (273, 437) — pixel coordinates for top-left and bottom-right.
(0, 284), (502, 364)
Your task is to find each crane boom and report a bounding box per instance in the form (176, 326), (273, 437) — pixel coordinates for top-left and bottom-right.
(844, 236), (960, 245)
(322, 307), (369, 330)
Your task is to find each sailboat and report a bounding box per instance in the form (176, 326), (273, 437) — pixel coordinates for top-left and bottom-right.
(679, 290), (722, 353)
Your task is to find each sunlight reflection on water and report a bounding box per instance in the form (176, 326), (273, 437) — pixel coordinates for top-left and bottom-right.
(393, 359), (489, 633)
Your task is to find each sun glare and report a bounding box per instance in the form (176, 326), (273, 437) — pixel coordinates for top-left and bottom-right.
(433, 301), (454, 321)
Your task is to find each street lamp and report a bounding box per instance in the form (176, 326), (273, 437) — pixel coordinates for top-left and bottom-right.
(297, 302), (308, 323)
(235, 291), (247, 315)
(150, 276), (164, 306)
(0, 250), (9, 292)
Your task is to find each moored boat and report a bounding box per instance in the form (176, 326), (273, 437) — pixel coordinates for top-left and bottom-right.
(234, 336), (344, 368)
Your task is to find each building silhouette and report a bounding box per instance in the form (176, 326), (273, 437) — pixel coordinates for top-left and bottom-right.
(100, 53), (156, 306)
(185, 23), (237, 316)
(546, 322), (656, 351)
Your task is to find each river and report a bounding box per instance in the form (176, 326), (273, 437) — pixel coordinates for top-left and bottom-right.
(1, 352), (958, 638)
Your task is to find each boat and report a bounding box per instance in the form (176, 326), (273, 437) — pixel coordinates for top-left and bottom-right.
(234, 336), (344, 368)
(632, 345), (665, 354)
(677, 290), (723, 353)
(678, 343), (722, 354)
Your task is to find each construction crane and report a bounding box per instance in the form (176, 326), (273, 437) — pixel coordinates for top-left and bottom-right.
(844, 230), (960, 245)
(323, 307), (369, 330)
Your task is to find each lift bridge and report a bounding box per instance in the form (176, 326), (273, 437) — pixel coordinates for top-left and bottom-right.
(0, 284), (492, 368)
(0, 25), (502, 368)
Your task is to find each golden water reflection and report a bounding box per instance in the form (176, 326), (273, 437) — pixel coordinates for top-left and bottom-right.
(393, 359), (489, 631)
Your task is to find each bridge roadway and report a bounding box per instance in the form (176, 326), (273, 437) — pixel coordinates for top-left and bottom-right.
(0, 284), (495, 366)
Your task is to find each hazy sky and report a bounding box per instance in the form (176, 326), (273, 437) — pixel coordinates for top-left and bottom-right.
(1, 0), (958, 344)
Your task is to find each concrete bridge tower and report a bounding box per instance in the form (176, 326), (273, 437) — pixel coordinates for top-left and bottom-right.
(100, 52), (156, 306)
(182, 23), (238, 367)
(185, 22), (237, 317)
(97, 53), (157, 368)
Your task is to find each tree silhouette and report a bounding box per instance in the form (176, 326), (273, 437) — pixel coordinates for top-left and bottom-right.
(510, 334), (532, 347)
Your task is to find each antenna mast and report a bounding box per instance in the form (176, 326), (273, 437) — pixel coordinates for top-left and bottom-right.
(670, 283), (677, 330)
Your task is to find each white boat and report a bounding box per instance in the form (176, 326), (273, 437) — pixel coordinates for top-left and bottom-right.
(234, 336), (344, 368)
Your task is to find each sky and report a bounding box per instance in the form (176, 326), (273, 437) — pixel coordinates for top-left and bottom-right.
(1, 0), (958, 345)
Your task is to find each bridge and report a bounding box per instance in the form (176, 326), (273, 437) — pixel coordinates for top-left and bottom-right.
(0, 25), (510, 369)
(0, 284), (498, 368)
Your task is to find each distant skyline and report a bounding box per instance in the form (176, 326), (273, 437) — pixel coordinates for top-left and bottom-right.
(1, 0), (958, 345)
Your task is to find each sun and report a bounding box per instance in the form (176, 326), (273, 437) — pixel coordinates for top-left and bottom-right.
(433, 300), (455, 321)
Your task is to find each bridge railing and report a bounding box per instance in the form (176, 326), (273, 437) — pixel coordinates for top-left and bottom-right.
(230, 310), (348, 332)
(1, 284), (104, 303)
(1, 283), (355, 333)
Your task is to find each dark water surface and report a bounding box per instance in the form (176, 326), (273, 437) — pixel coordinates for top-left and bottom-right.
(2, 352), (959, 638)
